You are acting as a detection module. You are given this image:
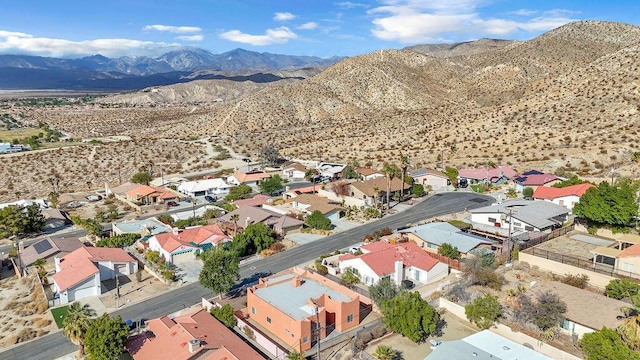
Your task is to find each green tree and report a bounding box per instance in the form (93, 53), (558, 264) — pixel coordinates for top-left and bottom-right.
(381, 291), (440, 342)
(342, 164), (359, 179)
(95, 233), (138, 248)
(305, 210), (332, 230)
(374, 344), (397, 360)
(62, 302), (96, 355)
(232, 223), (275, 256)
(225, 183), (253, 201)
(287, 350), (304, 360)
(71, 216), (103, 236)
(412, 183), (425, 197)
(382, 162), (401, 211)
(0, 204), (45, 238)
(369, 277), (399, 307)
(199, 247), (240, 300)
(259, 145), (280, 166)
(618, 315), (640, 351)
(552, 175), (589, 188)
(210, 304), (238, 328)
(465, 294), (503, 329)
(574, 180), (639, 228)
(230, 213), (240, 235)
(522, 187), (534, 198)
(444, 167), (458, 188)
(580, 327), (640, 360)
(259, 175), (283, 195)
(145, 250), (161, 264)
(605, 279), (640, 300)
(84, 314), (129, 360)
(131, 172), (152, 185)
(438, 243), (461, 260)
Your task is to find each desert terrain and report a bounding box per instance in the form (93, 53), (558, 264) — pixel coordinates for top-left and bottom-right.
(1, 20), (639, 202)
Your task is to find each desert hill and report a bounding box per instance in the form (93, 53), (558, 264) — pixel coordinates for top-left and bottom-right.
(405, 38), (518, 58)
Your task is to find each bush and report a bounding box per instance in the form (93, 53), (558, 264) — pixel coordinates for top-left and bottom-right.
(474, 267), (504, 290)
(522, 187), (534, 198)
(605, 279), (640, 300)
(210, 304), (237, 328)
(412, 183), (425, 197)
(438, 243), (461, 260)
(306, 210), (332, 230)
(465, 295), (502, 329)
(161, 270), (175, 281)
(340, 267), (360, 286)
(561, 274), (589, 289)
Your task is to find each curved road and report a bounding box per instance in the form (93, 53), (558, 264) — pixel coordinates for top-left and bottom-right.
(0, 192), (494, 360)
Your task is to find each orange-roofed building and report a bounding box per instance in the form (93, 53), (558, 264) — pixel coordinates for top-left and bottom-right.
(532, 183), (595, 213)
(246, 267), (372, 353)
(51, 246), (138, 304)
(127, 308), (265, 360)
(227, 171), (271, 189)
(125, 185), (180, 205)
(148, 224), (231, 263)
(338, 241), (448, 286)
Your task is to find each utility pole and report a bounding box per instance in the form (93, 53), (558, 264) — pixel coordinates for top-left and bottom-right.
(610, 167), (616, 185)
(506, 209), (514, 264)
(315, 304), (321, 360)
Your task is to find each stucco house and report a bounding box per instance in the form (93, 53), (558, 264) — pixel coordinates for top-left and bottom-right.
(533, 183), (594, 213)
(317, 162), (346, 179)
(513, 170), (560, 192)
(349, 177), (409, 207)
(338, 241), (449, 286)
(246, 267), (370, 353)
(399, 222), (495, 258)
(354, 167), (384, 181)
(125, 185), (179, 205)
(147, 224), (231, 263)
(127, 308), (264, 360)
(111, 218), (172, 236)
(226, 171), (271, 189)
(289, 194), (344, 222)
(219, 205), (304, 236)
(18, 237), (85, 271)
(52, 246), (138, 304)
(410, 168), (450, 189)
(469, 200), (569, 233)
(591, 235), (640, 279)
(281, 162), (308, 180)
(177, 178), (232, 198)
(458, 165), (516, 185)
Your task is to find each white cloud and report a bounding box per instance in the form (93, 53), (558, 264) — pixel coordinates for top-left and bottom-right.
(336, 2), (370, 9)
(369, 0), (577, 42)
(219, 26), (297, 46)
(143, 24), (202, 33)
(274, 12), (296, 21)
(298, 22), (319, 30)
(175, 34), (204, 42)
(0, 30), (179, 57)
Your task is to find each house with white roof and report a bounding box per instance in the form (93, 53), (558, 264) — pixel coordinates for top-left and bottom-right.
(177, 178), (232, 198)
(399, 222), (496, 257)
(317, 162), (346, 179)
(469, 200), (569, 233)
(338, 241), (448, 286)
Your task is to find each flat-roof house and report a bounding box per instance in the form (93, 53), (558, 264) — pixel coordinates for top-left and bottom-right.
(533, 183), (595, 213)
(148, 224), (231, 263)
(469, 200), (569, 233)
(227, 171), (271, 189)
(112, 218), (172, 236)
(425, 330), (552, 360)
(411, 168), (450, 189)
(52, 246), (138, 304)
(177, 178), (232, 198)
(219, 205), (304, 236)
(127, 308), (265, 360)
(247, 267), (370, 353)
(281, 162), (307, 180)
(338, 241), (449, 286)
(399, 222), (495, 257)
(458, 165), (516, 185)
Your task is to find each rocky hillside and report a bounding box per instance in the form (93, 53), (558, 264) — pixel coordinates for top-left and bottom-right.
(405, 38), (518, 58)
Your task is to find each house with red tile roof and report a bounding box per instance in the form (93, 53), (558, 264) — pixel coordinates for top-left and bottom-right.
(338, 241), (448, 286)
(125, 185), (180, 205)
(51, 246), (137, 304)
(533, 183), (595, 213)
(513, 170), (560, 192)
(227, 171), (271, 189)
(127, 308), (265, 360)
(147, 224), (231, 263)
(458, 165), (516, 185)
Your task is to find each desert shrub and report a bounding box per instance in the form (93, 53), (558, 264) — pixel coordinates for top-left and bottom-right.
(474, 267), (504, 290)
(161, 270), (175, 281)
(269, 242), (286, 253)
(354, 331), (374, 351)
(243, 326), (255, 339)
(561, 274), (589, 289)
(259, 249), (275, 257)
(371, 325), (388, 338)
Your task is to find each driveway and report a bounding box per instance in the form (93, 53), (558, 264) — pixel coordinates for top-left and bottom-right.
(173, 260), (203, 285)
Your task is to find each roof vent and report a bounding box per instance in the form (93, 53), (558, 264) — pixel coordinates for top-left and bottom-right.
(502, 346), (510, 351)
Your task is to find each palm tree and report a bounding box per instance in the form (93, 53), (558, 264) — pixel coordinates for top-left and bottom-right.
(618, 315), (640, 350)
(374, 344), (397, 360)
(373, 187), (380, 209)
(230, 213), (240, 235)
(62, 302), (96, 355)
(399, 153), (409, 202)
(305, 168), (320, 193)
(382, 162), (401, 211)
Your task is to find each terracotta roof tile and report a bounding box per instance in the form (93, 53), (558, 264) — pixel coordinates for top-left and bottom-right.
(354, 242), (439, 276)
(618, 244), (640, 258)
(533, 183), (595, 200)
(153, 224), (231, 253)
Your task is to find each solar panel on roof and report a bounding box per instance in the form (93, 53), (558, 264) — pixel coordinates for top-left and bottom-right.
(33, 240), (53, 254)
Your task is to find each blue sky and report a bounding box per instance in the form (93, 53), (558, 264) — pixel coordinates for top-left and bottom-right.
(0, 0), (638, 58)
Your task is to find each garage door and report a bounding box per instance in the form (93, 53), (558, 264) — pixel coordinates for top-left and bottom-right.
(171, 250), (194, 264)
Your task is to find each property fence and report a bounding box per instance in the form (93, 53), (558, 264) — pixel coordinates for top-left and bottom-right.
(525, 247), (640, 280)
(516, 224), (575, 251)
(426, 252), (461, 271)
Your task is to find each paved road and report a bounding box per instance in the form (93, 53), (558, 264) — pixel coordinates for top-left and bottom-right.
(0, 192), (493, 360)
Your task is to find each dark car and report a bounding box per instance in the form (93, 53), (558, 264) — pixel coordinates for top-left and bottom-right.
(125, 319), (135, 330)
(166, 201), (179, 207)
(204, 195), (217, 203)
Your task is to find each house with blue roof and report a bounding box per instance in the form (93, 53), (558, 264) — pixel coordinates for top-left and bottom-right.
(399, 222), (495, 257)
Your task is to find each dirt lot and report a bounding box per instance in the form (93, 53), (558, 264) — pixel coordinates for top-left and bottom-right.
(0, 270), (56, 348)
(99, 272), (173, 311)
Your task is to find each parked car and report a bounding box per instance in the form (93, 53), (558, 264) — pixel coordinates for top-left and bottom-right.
(166, 201), (178, 207)
(125, 319), (135, 330)
(85, 195), (103, 202)
(204, 195), (217, 203)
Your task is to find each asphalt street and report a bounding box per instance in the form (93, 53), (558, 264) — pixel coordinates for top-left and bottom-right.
(0, 192), (494, 360)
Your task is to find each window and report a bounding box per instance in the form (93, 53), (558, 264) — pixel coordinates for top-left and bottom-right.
(266, 317), (271, 324)
(303, 336), (308, 343)
(622, 262), (635, 272)
(524, 225), (534, 231)
(251, 307), (256, 315)
(347, 314), (354, 323)
(513, 222), (522, 227)
(427, 243), (438, 249)
(488, 217), (497, 223)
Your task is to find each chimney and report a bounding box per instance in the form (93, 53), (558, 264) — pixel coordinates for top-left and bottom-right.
(394, 260), (403, 286)
(187, 339), (200, 353)
(18, 241), (25, 254)
(54, 256), (61, 271)
(245, 216), (251, 227)
(172, 228), (179, 236)
(292, 277), (302, 287)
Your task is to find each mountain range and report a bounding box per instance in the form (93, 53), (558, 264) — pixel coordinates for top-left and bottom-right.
(0, 48), (343, 90)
